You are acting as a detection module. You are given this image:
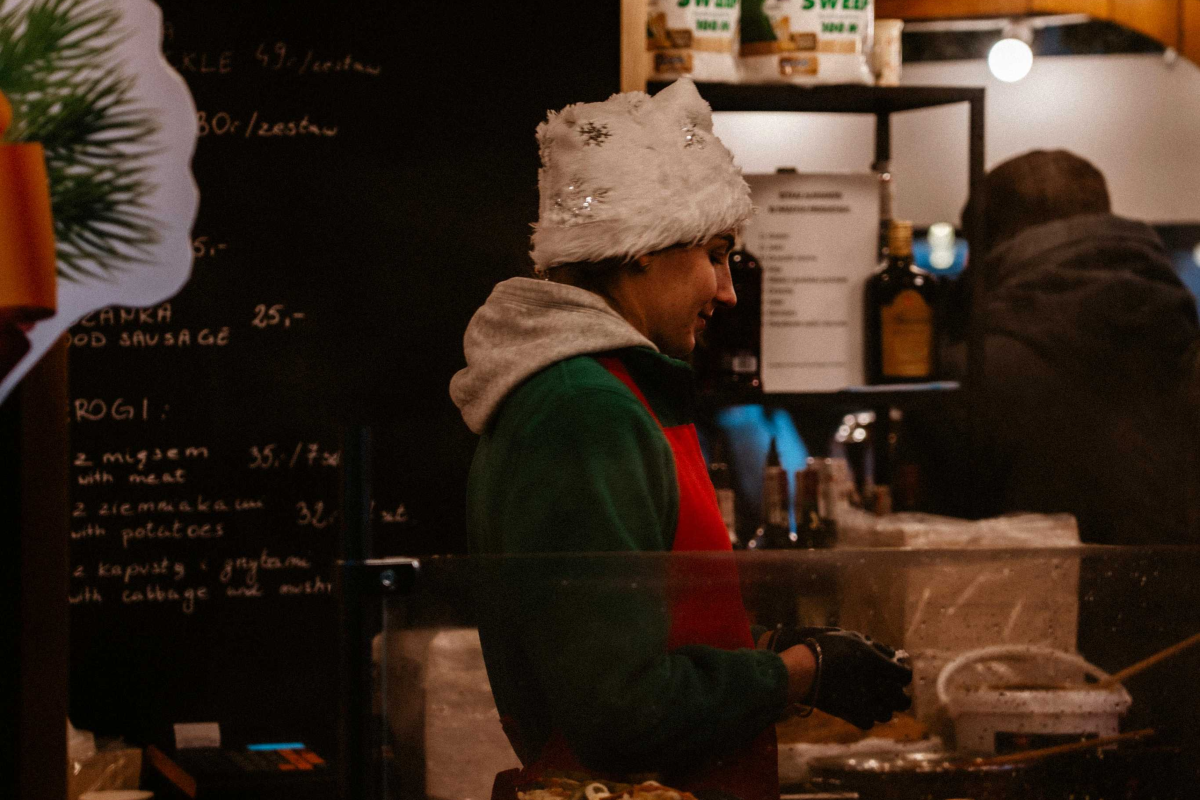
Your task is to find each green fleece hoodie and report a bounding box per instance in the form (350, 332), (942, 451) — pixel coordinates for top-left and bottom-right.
(452, 278), (788, 776)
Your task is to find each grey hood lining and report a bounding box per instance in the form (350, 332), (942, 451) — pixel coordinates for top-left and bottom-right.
(449, 278), (657, 433)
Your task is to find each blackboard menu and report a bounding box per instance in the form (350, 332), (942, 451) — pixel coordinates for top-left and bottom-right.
(64, 1), (621, 756)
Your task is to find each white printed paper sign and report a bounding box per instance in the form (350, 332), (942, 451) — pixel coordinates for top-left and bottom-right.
(743, 172), (877, 392)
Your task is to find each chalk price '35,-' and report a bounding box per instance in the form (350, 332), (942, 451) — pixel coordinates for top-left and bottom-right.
(247, 442), (340, 469)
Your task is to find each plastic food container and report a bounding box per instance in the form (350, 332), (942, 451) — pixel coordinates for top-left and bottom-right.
(937, 644), (1132, 754)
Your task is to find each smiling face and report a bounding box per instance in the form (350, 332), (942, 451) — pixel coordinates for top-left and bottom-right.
(613, 233), (737, 358)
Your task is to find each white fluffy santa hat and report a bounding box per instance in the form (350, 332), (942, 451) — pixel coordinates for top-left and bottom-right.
(531, 78), (753, 273)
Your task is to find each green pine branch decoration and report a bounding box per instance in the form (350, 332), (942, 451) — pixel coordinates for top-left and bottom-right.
(0, 0), (159, 281)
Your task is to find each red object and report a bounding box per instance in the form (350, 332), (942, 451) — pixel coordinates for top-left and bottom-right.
(278, 749), (314, 771)
(146, 745), (198, 799)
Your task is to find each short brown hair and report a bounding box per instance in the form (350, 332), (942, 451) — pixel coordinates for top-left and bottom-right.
(542, 255), (637, 294)
(966, 149), (1110, 255)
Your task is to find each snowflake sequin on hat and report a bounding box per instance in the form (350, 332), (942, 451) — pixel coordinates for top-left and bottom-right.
(531, 78), (753, 273)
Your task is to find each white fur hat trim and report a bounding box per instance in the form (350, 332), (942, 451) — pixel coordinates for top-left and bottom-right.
(531, 78), (753, 273)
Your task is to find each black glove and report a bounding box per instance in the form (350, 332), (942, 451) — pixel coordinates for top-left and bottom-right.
(765, 625), (912, 730)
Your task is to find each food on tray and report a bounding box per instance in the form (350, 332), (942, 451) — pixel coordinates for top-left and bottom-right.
(517, 777), (699, 800)
(777, 710), (929, 745)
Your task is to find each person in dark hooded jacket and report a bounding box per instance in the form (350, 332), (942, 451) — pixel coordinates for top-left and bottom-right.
(947, 149), (1200, 544)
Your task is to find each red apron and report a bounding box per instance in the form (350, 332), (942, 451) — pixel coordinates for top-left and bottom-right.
(492, 357), (779, 800)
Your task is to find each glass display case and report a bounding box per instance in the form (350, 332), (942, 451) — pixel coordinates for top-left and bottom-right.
(341, 546), (1200, 800)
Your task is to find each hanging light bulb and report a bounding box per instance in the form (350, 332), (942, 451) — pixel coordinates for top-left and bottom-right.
(988, 21), (1034, 82)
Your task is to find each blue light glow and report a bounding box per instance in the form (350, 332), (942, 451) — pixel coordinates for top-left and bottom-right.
(714, 405), (808, 529)
(247, 742), (305, 751)
(913, 238), (968, 275)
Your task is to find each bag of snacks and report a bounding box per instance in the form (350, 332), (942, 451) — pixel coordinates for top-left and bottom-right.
(739, 0), (874, 84)
(646, 0), (740, 84)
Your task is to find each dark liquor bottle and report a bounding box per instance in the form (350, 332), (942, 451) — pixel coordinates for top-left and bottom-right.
(708, 440), (739, 548)
(885, 408), (924, 512)
(864, 220), (940, 384)
(817, 457), (843, 546)
(748, 438), (794, 549)
(703, 248), (762, 391)
(797, 457), (840, 627)
(795, 458), (829, 549)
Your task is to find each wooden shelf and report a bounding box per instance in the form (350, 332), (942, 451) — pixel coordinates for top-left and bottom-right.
(647, 82), (984, 115)
(699, 381), (961, 410)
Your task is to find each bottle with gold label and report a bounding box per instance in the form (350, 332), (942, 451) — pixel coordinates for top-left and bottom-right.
(864, 220), (940, 384)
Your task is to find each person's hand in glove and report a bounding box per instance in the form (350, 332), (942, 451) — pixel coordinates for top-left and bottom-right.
(764, 625), (912, 730)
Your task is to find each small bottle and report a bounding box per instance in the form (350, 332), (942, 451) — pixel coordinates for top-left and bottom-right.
(864, 220), (940, 384)
(795, 459), (826, 549)
(816, 458), (841, 548)
(884, 408), (923, 512)
(798, 458), (840, 627)
(873, 485), (893, 516)
(816, 455), (854, 551)
(708, 442), (739, 548)
(749, 438), (794, 549)
(833, 457), (860, 511)
(703, 247), (762, 391)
